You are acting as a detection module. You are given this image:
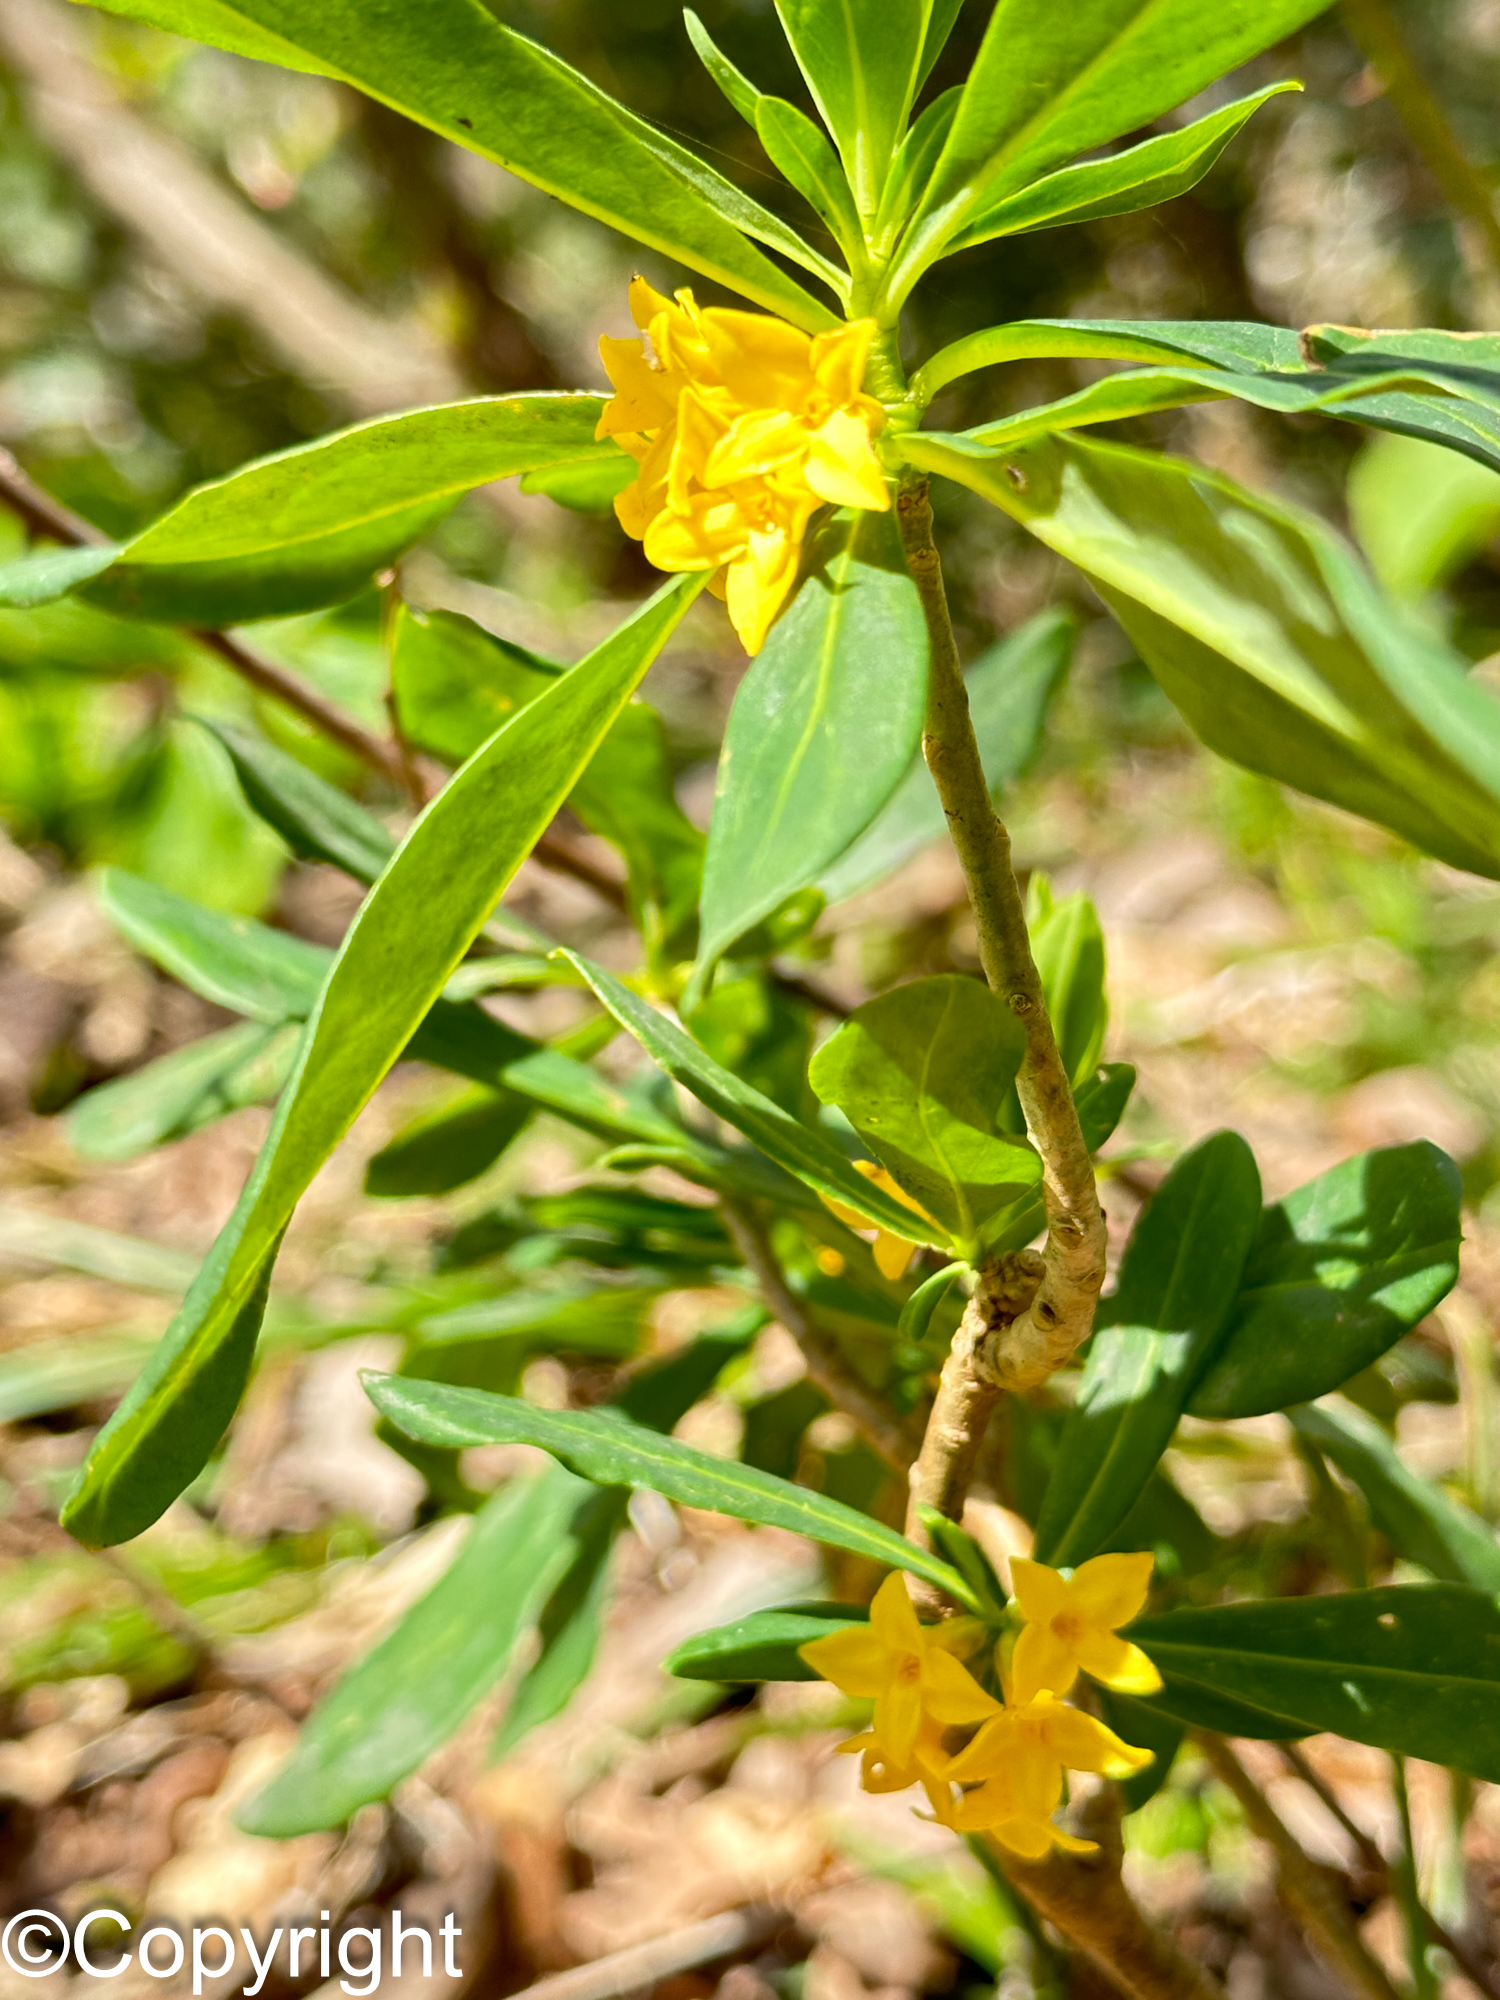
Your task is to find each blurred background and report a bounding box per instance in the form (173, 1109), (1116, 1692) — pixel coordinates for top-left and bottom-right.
(3, 1), (1500, 1995)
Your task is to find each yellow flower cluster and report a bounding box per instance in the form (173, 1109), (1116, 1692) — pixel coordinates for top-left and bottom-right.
(800, 1552), (1164, 1861)
(823, 1159), (932, 1280)
(596, 281), (890, 655)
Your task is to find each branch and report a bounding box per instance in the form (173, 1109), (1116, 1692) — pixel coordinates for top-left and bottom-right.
(722, 1204), (921, 1475)
(1196, 1735), (1404, 2000)
(995, 1788), (1223, 2000)
(508, 1906), (788, 2000)
(894, 475), (1106, 1543)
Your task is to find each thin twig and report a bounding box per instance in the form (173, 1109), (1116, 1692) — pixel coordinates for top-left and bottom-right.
(1341, 0), (1500, 298)
(506, 1906), (788, 2000)
(894, 474), (1106, 1556)
(1197, 1735), (1404, 2000)
(723, 1203), (920, 1474)
(1277, 1743), (1387, 1876)
(0, 448), (417, 792)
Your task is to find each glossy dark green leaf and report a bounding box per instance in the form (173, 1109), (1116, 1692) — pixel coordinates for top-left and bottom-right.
(772, 0), (930, 215)
(239, 1463), (589, 1836)
(84, 0), (841, 323)
(951, 86), (1297, 250)
(68, 1021), (281, 1163)
(666, 1602), (865, 1682)
(1290, 1400), (1500, 1593)
(364, 1374), (977, 1604)
(1130, 1585), (1500, 1779)
(366, 1087), (532, 1198)
(889, 0), (1332, 306)
(1035, 1132), (1262, 1567)
(742, 1379), (828, 1480)
(390, 606), (558, 767)
(808, 976), (1039, 1252)
(202, 719), (396, 884)
(1189, 1143), (1462, 1419)
(818, 608), (1073, 903)
(62, 577), (703, 1547)
(903, 430), (1500, 880)
(696, 508), (927, 974)
(756, 98), (864, 254)
(1028, 879), (1105, 1088)
(561, 951), (953, 1247)
(36, 399), (613, 624)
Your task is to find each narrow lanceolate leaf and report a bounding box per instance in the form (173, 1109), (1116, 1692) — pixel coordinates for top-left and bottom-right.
(698, 508), (928, 973)
(2, 398), (613, 624)
(364, 1375), (978, 1605)
(808, 976), (1039, 1252)
(201, 720), (396, 884)
(772, 0), (931, 216)
(913, 318), (1303, 404)
(756, 99), (865, 255)
(238, 1466), (589, 1836)
(950, 86), (1298, 250)
(888, 0), (1332, 305)
(1189, 1143), (1462, 1419)
(76, 0), (840, 325)
(684, 12), (763, 126)
(1036, 1133), (1262, 1568)
(667, 1603), (866, 1682)
(560, 952), (953, 1248)
(1130, 1585), (1500, 1780)
(62, 0), (334, 71)
(98, 870), (327, 1023)
(62, 576), (704, 1547)
(903, 430), (1500, 881)
(818, 609), (1072, 902)
(68, 1021), (287, 1163)
(491, 1490), (623, 1757)
(1290, 1400), (1500, 1594)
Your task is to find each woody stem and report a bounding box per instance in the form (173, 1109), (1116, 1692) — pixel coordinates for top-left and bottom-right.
(895, 474), (1106, 1553)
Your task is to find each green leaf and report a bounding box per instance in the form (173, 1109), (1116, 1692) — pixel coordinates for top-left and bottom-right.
(871, 87), (962, 248)
(65, 399), (615, 625)
(392, 607), (704, 966)
(917, 0), (964, 83)
(1035, 1132), (1262, 1567)
(0, 544), (120, 610)
(914, 318), (1302, 405)
(772, 0), (931, 216)
(68, 1021), (283, 1163)
(98, 870), (326, 1024)
(201, 720), (396, 884)
(903, 429), (1500, 880)
(239, 1464), (589, 1835)
(61, 577), (704, 1547)
(491, 1490), (624, 1756)
(1348, 433), (1500, 599)
(888, 0), (1331, 306)
(1027, 878), (1106, 1088)
(519, 454), (637, 518)
(1290, 1400), (1500, 1593)
(977, 1061), (1137, 1260)
(818, 608), (1072, 903)
(560, 951), (953, 1248)
(950, 86), (1297, 250)
(808, 976), (1039, 1251)
(666, 1601), (865, 1682)
(697, 508), (928, 973)
(99, 0), (841, 324)
(0, 1203), (198, 1294)
(1098, 1690), (1184, 1813)
(0, 1333), (160, 1427)
(242, 1313), (758, 1831)
(756, 97), (866, 255)
(684, 11), (763, 126)
(366, 1374), (976, 1604)
(365, 1087), (532, 1199)
(1130, 1584), (1500, 1779)
(1189, 1143), (1462, 1419)
(65, 0), (335, 71)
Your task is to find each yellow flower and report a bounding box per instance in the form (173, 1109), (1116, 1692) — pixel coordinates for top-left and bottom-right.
(799, 1571), (1000, 1767)
(837, 1721), (957, 1826)
(822, 1160), (933, 1280)
(945, 1691), (1153, 1859)
(1009, 1552), (1163, 1705)
(597, 279), (889, 654)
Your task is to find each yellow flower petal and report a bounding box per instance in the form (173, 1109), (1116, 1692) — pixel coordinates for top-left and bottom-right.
(1010, 1556), (1070, 1624)
(1009, 1618), (1080, 1705)
(878, 1672), (925, 1767)
(805, 409), (890, 511)
(920, 1646), (1003, 1726)
(797, 1623), (890, 1697)
(1070, 1550), (1156, 1628)
(873, 1229), (917, 1280)
(868, 1570), (923, 1651)
(1074, 1631), (1163, 1697)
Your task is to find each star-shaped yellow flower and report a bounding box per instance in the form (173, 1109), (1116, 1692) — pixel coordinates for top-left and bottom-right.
(1009, 1552), (1163, 1705)
(822, 1160), (933, 1280)
(837, 1720), (957, 1825)
(597, 280), (889, 655)
(798, 1571), (999, 1767)
(945, 1691), (1153, 1859)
